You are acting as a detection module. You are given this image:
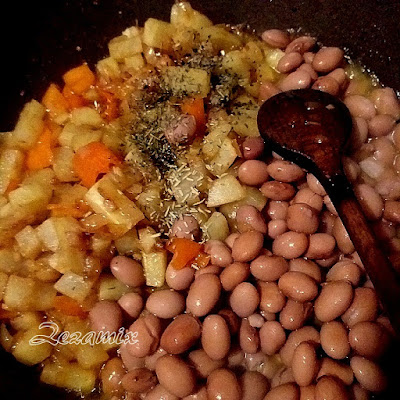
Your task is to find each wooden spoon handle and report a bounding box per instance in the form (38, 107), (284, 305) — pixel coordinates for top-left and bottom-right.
(329, 176), (400, 335)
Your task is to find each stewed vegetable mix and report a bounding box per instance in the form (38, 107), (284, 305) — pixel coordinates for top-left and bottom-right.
(0, 2), (400, 399)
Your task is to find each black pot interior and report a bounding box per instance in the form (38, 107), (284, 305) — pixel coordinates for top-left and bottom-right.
(1, 0), (400, 398)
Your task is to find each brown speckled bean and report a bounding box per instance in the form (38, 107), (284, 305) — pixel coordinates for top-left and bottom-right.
(273, 231), (308, 259)
(279, 70), (312, 91)
(355, 183), (384, 221)
(349, 321), (390, 359)
(259, 81), (281, 102)
(145, 347), (167, 371)
(292, 342), (318, 387)
(240, 371), (270, 400)
(230, 282), (260, 317)
(110, 256), (145, 287)
(156, 355), (196, 398)
(277, 52), (303, 73)
(238, 160), (269, 186)
(317, 357), (354, 386)
(166, 264), (195, 290)
(260, 320), (286, 355)
(220, 262), (250, 291)
(328, 68), (347, 88)
(370, 87), (400, 119)
(298, 63), (318, 80)
(332, 218), (355, 254)
(202, 314), (231, 360)
(278, 271), (318, 302)
(265, 383), (300, 400)
(225, 232), (240, 249)
(289, 258), (322, 283)
(383, 200), (400, 223)
(122, 368), (157, 394)
(262, 29), (290, 48)
(248, 313), (265, 328)
(232, 231), (264, 262)
(237, 205), (267, 234)
(312, 76), (340, 96)
(101, 357), (125, 397)
(287, 203), (319, 234)
(187, 273), (221, 317)
(267, 161), (305, 183)
(261, 181), (296, 201)
(119, 342), (146, 371)
(315, 376), (349, 400)
(286, 36), (316, 54)
(182, 387), (208, 400)
(239, 318), (260, 354)
(326, 260), (362, 286)
(350, 383), (370, 400)
(145, 384), (179, 400)
(344, 95), (376, 120)
(280, 300), (312, 330)
(146, 289), (185, 319)
(118, 292), (144, 319)
(218, 309), (240, 335)
(259, 281), (286, 313)
(268, 220), (288, 239)
(307, 174), (326, 196)
(292, 188), (323, 212)
(350, 356), (387, 393)
(170, 215), (200, 240)
(207, 368), (241, 400)
(242, 137), (265, 160)
(304, 233), (336, 259)
(303, 52), (315, 64)
(195, 265), (222, 277)
(320, 321), (350, 360)
(165, 114), (196, 145)
(251, 254), (289, 282)
(160, 314), (201, 354)
(89, 300), (122, 334)
(204, 240), (233, 267)
(368, 114), (396, 137)
(188, 349), (225, 379)
(314, 281), (354, 322)
(349, 117), (368, 150)
(267, 200), (289, 220)
(312, 47), (344, 73)
(341, 287), (378, 327)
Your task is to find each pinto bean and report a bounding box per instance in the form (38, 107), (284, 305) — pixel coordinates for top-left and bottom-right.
(146, 289), (185, 319)
(292, 188), (323, 212)
(292, 342), (318, 387)
(344, 95), (376, 120)
(264, 383), (300, 400)
(250, 254), (288, 281)
(268, 219), (288, 239)
(298, 63), (318, 80)
(101, 357), (125, 397)
(232, 231), (264, 262)
(145, 347), (167, 371)
(207, 368), (241, 400)
(261, 181), (295, 200)
(165, 114), (197, 145)
(314, 281), (353, 322)
(315, 376), (349, 400)
(118, 292), (144, 319)
(279, 70), (312, 91)
(182, 387), (208, 400)
(287, 203), (319, 234)
(312, 47), (344, 73)
(350, 383), (370, 400)
(326, 260), (362, 286)
(242, 137), (265, 160)
(306, 174), (326, 196)
(239, 318), (260, 354)
(248, 313), (265, 328)
(110, 256), (145, 287)
(220, 262), (250, 291)
(160, 314), (201, 354)
(368, 114), (396, 137)
(218, 309), (240, 335)
(237, 205), (267, 234)
(383, 200), (400, 223)
(273, 231), (308, 259)
(145, 384), (179, 400)
(332, 218), (354, 254)
(122, 368), (157, 394)
(304, 233), (336, 259)
(317, 357), (354, 386)
(119, 343), (146, 371)
(303, 52), (315, 64)
(258, 281), (286, 314)
(170, 215), (200, 240)
(289, 258), (322, 283)
(225, 232), (240, 249)
(259, 320), (286, 355)
(230, 282), (260, 317)
(261, 29), (290, 48)
(188, 349), (225, 379)
(312, 76), (340, 96)
(349, 117), (368, 150)
(204, 240), (233, 267)
(320, 321), (350, 360)
(267, 200), (289, 220)
(280, 300), (312, 330)
(278, 271), (318, 302)
(259, 81), (282, 102)
(165, 264), (195, 290)
(156, 355), (196, 398)
(238, 160), (269, 186)
(240, 371), (270, 400)
(370, 87), (400, 119)
(267, 160), (305, 182)
(89, 300), (122, 334)
(350, 356), (387, 393)
(341, 287), (379, 327)
(195, 265), (222, 277)
(286, 36), (316, 54)
(277, 52), (303, 73)
(202, 314), (231, 360)
(328, 67), (347, 88)
(187, 273), (221, 317)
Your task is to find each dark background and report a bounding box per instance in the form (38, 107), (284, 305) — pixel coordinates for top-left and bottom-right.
(0, 0), (399, 398)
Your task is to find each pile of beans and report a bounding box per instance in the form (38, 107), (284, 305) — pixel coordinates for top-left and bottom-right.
(90, 29), (400, 400)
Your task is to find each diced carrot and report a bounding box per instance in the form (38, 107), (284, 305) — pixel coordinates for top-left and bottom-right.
(97, 87), (120, 122)
(47, 202), (90, 218)
(62, 64), (96, 95)
(53, 296), (88, 319)
(0, 309), (18, 319)
(73, 142), (121, 188)
(42, 83), (69, 117)
(166, 237), (203, 270)
(191, 251), (211, 269)
(181, 97), (206, 135)
(62, 85), (86, 110)
(26, 126), (54, 170)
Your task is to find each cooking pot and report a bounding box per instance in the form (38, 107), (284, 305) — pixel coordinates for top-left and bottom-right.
(0, 0), (399, 398)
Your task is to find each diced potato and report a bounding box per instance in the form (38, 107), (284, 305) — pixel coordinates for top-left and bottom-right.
(0, 272), (8, 301)
(48, 249), (86, 275)
(0, 249), (22, 274)
(229, 99), (260, 137)
(36, 217), (82, 252)
(22, 167), (55, 187)
(29, 255), (62, 283)
(3, 275), (57, 311)
(124, 54), (145, 71)
(138, 226), (158, 253)
(202, 119), (232, 160)
(10, 312), (42, 331)
(98, 275), (133, 301)
(170, 2), (213, 29)
(90, 234), (113, 259)
(12, 326), (53, 366)
(136, 182), (164, 221)
(96, 56), (121, 81)
(142, 250), (167, 287)
(108, 34), (143, 61)
(58, 122), (80, 147)
(7, 100), (46, 150)
(75, 343), (109, 369)
(71, 129), (103, 152)
(52, 147), (79, 182)
(0, 324), (13, 352)
(207, 175), (246, 207)
(114, 229), (140, 256)
(242, 41), (265, 65)
(15, 225), (42, 259)
(53, 272), (94, 302)
(71, 107), (104, 128)
(265, 48), (285, 71)
(204, 212), (230, 240)
(162, 66), (211, 98)
(143, 18), (174, 51)
(257, 62), (280, 83)
(85, 176), (144, 236)
(198, 26), (242, 51)
(220, 50), (251, 82)
(0, 149), (24, 195)
(102, 123), (125, 154)
(40, 362), (96, 394)
(207, 137), (238, 176)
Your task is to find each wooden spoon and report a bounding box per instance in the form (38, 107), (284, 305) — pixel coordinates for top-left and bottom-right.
(257, 89), (400, 336)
